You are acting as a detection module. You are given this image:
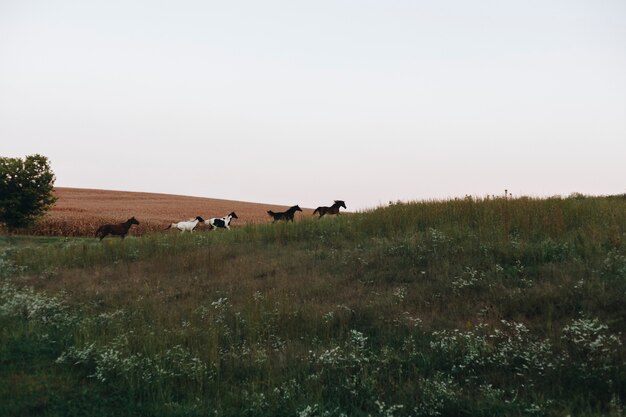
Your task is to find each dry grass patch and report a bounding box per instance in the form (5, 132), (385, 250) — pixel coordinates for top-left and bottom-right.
(11, 187), (314, 236)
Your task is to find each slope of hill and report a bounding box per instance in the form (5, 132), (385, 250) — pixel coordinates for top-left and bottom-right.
(1, 195), (625, 416)
(22, 187), (311, 236)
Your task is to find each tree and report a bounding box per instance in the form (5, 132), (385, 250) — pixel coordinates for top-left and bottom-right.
(0, 154), (57, 230)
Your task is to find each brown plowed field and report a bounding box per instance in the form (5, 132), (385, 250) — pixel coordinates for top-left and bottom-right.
(14, 187), (311, 237)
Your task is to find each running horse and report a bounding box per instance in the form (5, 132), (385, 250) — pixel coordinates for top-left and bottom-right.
(96, 217), (140, 240)
(313, 200), (346, 218)
(165, 216), (205, 233)
(205, 212), (238, 230)
(267, 205), (302, 222)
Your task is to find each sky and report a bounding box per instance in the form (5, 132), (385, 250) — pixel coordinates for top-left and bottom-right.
(1, 1), (625, 210)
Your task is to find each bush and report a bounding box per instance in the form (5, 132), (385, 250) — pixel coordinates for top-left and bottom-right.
(0, 154), (57, 229)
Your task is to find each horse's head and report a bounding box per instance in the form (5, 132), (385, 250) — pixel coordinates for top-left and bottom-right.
(335, 200), (346, 209)
(229, 212), (238, 219)
(196, 216), (205, 222)
(293, 205), (302, 212)
(128, 217), (140, 225)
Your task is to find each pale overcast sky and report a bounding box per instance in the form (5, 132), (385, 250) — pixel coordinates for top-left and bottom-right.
(1, 1), (625, 209)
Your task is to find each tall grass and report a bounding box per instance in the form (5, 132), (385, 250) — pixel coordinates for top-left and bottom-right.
(1, 195), (625, 416)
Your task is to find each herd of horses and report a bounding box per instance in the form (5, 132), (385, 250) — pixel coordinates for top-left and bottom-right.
(95, 200), (346, 240)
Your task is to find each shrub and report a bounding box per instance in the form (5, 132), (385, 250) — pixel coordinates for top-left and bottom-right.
(0, 154), (57, 230)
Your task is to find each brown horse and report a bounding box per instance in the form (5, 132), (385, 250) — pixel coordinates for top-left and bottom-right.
(267, 205), (302, 222)
(313, 200), (346, 218)
(96, 217), (140, 240)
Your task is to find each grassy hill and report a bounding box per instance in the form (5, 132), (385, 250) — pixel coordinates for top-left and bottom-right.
(1, 195), (625, 416)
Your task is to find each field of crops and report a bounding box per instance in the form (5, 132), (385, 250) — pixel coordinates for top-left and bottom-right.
(14, 187), (311, 236)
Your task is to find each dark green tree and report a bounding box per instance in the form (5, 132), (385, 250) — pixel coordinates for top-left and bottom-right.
(0, 154), (57, 230)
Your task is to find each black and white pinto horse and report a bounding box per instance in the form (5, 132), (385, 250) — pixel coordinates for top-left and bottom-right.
(267, 205), (302, 222)
(205, 212), (238, 230)
(313, 200), (346, 218)
(165, 216), (205, 233)
(96, 217), (139, 240)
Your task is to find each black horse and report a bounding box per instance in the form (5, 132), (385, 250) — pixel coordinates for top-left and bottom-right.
(267, 205), (302, 222)
(313, 200), (346, 218)
(96, 217), (140, 240)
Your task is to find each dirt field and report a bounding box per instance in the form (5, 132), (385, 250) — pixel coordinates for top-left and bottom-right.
(17, 187), (311, 236)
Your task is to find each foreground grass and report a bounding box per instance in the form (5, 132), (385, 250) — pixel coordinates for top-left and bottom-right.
(1, 195), (625, 416)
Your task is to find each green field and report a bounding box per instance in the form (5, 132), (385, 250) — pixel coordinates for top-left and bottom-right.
(1, 195), (625, 416)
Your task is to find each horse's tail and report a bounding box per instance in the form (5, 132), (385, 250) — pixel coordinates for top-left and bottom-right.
(96, 225), (108, 240)
(164, 223), (173, 230)
(267, 210), (275, 217)
(313, 207), (320, 215)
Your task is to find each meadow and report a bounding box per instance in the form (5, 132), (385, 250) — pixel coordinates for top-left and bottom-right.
(1, 194), (625, 416)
